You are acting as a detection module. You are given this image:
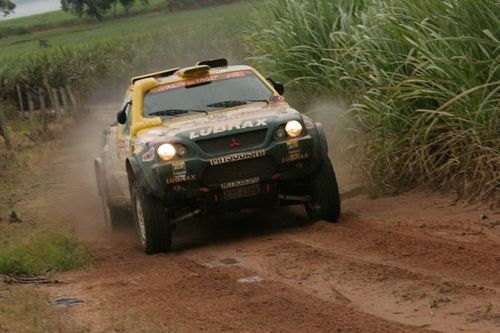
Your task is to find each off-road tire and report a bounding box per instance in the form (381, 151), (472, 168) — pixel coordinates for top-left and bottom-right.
(131, 181), (171, 254)
(305, 157), (341, 222)
(101, 195), (127, 231)
(98, 171), (126, 231)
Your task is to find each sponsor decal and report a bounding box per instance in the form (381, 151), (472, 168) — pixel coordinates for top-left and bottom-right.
(286, 140), (300, 153)
(269, 95), (285, 104)
(166, 174), (196, 184)
(282, 152), (309, 163)
(229, 137), (241, 148)
(142, 147), (155, 162)
(133, 146), (144, 155)
(221, 177), (260, 190)
(150, 71), (248, 94)
(189, 119), (268, 139)
(209, 150), (265, 166)
(171, 162), (186, 176)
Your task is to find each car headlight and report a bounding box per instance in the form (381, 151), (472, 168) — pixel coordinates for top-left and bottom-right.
(157, 143), (176, 161)
(285, 120), (303, 138)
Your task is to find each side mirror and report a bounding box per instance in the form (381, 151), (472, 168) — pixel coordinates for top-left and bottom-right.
(267, 78), (285, 95)
(117, 110), (127, 125)
(117, 102), (129, 125)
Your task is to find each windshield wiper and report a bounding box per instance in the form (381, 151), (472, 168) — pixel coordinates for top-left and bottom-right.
(206, 99), (270, 108)
(149, 109), (208, 116)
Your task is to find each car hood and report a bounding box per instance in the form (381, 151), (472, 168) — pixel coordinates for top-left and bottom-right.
(135, 102), (300, 145)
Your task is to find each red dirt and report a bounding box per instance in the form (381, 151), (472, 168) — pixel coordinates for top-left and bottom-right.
(29, 107), (500, 332)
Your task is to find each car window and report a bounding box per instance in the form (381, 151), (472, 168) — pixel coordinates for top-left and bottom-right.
(143, 71), (273, 117)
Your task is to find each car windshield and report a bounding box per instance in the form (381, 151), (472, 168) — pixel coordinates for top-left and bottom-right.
(143, 70), (273, 117)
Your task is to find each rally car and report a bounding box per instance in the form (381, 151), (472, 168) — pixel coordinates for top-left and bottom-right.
(95, 59), (340, 254)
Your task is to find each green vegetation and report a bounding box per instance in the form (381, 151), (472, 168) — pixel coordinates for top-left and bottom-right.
(0, 234), (92, 275)
(249, 0), (500, 204)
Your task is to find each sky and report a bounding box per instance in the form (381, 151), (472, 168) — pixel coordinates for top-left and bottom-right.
(1, 0), (61, 20)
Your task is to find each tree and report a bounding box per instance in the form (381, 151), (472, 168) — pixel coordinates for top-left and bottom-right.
(119, 0), (134, 15)
(61, 0), (113, 21)
(0, 0), (15, 16)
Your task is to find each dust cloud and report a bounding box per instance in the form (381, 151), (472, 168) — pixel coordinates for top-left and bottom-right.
(303, 97), (363, 194)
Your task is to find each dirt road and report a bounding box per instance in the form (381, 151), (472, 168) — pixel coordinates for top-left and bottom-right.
(36, 107), (500, 332)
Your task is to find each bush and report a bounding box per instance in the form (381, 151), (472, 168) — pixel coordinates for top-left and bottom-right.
(248, 0), (500, 204)
(0, 234), (92, 275)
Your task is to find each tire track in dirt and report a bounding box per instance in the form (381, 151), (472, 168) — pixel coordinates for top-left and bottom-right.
(179, 199), (500, 333)
(51, 249), (435, 333)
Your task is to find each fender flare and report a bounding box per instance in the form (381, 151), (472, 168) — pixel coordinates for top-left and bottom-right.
(316, 122), (329, 161)
(126, 157), (142, 193)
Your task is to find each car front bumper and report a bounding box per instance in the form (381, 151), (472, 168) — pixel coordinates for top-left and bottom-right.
(149, 135), (320, 209)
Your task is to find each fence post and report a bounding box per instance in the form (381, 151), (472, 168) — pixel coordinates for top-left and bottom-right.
(16, 84), (24, 114)
(59, 88), (69, 116)
(66, 85), (79, 119)
(0, 108), (12, 150)
(42, 79), (55, 117)
(26, 88), (37, 134)
(52, 88), (61, 120)
(39, 88), (48, 132)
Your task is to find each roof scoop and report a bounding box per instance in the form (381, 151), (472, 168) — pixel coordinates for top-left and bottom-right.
(196, 58), (228, 68)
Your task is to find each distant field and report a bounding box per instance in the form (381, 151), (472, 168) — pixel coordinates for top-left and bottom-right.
(0, 0), (166, 37)
(0, 2), (255, 109)
(0, 2), (251, 59)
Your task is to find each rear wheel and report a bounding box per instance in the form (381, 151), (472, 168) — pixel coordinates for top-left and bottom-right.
(305, 157), (341, 222)
(131, 181), (171, 254)
(101, 195), (127, 231)
(98, 170), (127, 231)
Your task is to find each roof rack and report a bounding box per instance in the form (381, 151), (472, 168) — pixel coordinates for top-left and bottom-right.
(196, 58), (228, 68)
(130, 67), (180, 85)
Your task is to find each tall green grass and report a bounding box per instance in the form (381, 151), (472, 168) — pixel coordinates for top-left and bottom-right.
(249, 0), (499, 204)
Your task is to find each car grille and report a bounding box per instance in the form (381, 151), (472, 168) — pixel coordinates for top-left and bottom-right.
(203, 156), (275, 185)
(196, 129), (267, 154)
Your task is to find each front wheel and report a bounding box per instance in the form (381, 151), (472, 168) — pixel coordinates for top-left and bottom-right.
(305, 157), (341, 222)
(131, 181), (171, 254)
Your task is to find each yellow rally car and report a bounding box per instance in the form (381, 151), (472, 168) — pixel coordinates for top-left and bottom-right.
(95, 59), (340, 254)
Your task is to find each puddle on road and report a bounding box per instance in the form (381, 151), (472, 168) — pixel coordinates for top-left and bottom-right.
(238, 276), (264, 284)
(203, 257), (241, 268)
(49, 297), (84, 308)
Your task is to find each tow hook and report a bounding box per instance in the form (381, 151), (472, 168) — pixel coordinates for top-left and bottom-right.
(171, 209), (201, 225)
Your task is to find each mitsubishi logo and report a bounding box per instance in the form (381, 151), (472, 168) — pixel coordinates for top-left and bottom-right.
(229, 137), (241, 148)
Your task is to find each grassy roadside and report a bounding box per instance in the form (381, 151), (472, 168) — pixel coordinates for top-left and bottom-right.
(0, 127), (92, 276)
(0, 126), (93, 332)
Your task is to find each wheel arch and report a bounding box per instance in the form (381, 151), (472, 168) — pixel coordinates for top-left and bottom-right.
(126, 157), (139, 193)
